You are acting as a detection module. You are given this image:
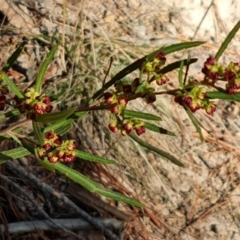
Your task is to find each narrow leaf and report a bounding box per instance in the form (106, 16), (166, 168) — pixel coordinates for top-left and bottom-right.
(76, 150), (115, 164)
(184, 107), (203, 142)
(35, 108), (75, 123)
(161, 41), (204, 55)
(144, 122), (175, 136)
(32, 122), (44, 145)
(0, 147), (31, 162)
(96, 188), (144, 207)
(0, 72), (24, 98)
(129, 133), (184, 167)
(207, 91), (240, 102)
(215, 20), (240, 61)
(35, 45), (58, 93)
(43, 119), (74, 133)
(123, 109), (162, 121)
(3, 41), (27, 71)
(53, 162), (97, 192)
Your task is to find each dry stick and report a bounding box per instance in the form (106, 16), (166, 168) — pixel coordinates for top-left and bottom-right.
(0, 173), (85, 240)
(0, 218), (123, 235)
(5, 160), (120, 240)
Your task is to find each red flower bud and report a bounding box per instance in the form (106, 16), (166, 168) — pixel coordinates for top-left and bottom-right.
(48, 155), (58, 163)
(42, 96), (51, 105)
(135, 126), (146, 135)
(108, 123), (118, 133)
(111, 103), (119, 114)
(45, 131), (55, 140)
(123, 122), (133, 133)
(104, 92), (114, 104)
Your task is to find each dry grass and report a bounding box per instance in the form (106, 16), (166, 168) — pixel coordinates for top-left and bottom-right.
(1, 0), (240, 239)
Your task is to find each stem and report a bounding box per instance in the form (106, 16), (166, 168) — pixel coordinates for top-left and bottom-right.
(0, 118), (30, 136)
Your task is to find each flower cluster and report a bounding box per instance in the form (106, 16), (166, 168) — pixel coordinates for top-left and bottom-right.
(108, 118), (145, 136)
(143, 52), (166, 73)
(37, 130), (76, 163)
(103, 52), (169, 136)
(202, 56), (240, 94)
(14, 88), (53, 119)
(174, 83), (216, 115)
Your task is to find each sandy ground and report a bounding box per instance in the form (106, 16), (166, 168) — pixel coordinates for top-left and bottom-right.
(1, 0), (240, 239)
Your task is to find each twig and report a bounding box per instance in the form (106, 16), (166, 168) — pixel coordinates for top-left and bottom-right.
(0, 119), (30, 136)
(0, 172), (84, 240)
(0, 218), (123, 235)
(5, 160), (120, 240)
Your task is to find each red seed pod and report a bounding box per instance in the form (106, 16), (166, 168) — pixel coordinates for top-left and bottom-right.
(48, 155), (58, 163)
(206, 104), (216, 115)
(45, 105), (53, 113)
(108, 123), (118, 133)
(103, 92), (113, 104)
(54, 136), (62, 145)
(45, 131), (55, 140)
(63, 154), (76, 162)
(156, 52), (166, 62)
(56, 150), (65, 159)
(224, 69), (236, 82)
(118, 96), (128, 106)
(67, 141), (76, 151)
(43, 143), (51, 151)
(135, 125), (146, 135)
(111, 103), (119, 114)
(123, 122), (133, 134)
(33, 103), (45, 114)
(42, 96), (51, 105)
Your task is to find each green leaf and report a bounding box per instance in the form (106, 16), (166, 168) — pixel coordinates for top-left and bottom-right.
(0, 147), (31, 163)
(96, 187), (144, 207)
(43, 119), (73, 136)
(2, 41), (27, 71)
(184, 107), (203, 142)
(54, 162), (143, 207)
(161, 41), (205, 55)
(0, 109), (20, 120)
(123, 109), (161, 121)
(0, 72), (24, 99)
(207, 91), (240, 102)
(35, 45), (58, 93)
(35, 108), (75, 123)
(215, 20), (240, 61)
(144, 122), (175, 136)
(53, 162), (97, 192)
(129, 133), (184, 167)
(76, 150), (115, 164)
(33, 121), (44, 145)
